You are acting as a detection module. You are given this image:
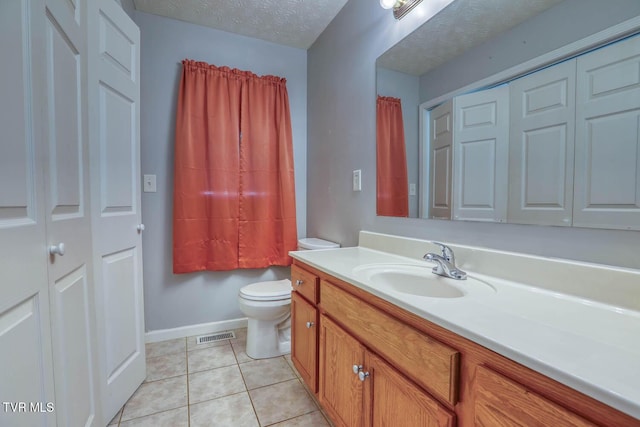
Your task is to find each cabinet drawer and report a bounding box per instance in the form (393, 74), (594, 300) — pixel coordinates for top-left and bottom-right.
(321, 280), (459, 406)
(474, 365), (596, 426)
(291, 265), (319, 304)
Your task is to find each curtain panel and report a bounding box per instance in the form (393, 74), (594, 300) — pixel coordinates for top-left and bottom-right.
(173, 60), (297, 273)
(376, 95), (409, 217)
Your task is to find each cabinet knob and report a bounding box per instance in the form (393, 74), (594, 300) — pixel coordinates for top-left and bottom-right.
(306, 321), (314, 329)
(295, 279), (304, 286)
(352, 364), (363, 375)
(358, 371), (370, 381)
(49, 242), (65, 256)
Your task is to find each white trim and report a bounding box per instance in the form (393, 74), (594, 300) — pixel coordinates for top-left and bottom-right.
(419, 15), (640, 111)
(145, 317), (248, 343)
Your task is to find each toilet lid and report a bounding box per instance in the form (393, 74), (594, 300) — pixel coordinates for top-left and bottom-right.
(240, 279), (292, 301)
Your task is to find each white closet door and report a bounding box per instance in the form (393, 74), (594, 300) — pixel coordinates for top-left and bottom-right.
(575, 34), (640, 230)
(0, 1), (56, 426)
(508, 59), (576, 226)
(87, 1), (145, 423)
(44, 0), (101, 425)
(429, 100), (454, 220)
(453, 85), (509, 222)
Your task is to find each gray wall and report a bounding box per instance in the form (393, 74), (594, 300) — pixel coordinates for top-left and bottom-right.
(136, 11), (308, 331)
(376, 67), (420, 217)
(307, 0), (640, 269)
(115, 0), (135, 19)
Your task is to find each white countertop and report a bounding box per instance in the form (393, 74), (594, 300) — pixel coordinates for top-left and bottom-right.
(290, 244), (640, 420)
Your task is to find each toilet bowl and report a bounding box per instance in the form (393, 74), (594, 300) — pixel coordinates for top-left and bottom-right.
(238, 238), (340, 359)
(238, 279), (293, 359)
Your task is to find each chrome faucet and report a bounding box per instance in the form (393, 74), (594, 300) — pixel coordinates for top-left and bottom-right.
(423, 242), (467, 280)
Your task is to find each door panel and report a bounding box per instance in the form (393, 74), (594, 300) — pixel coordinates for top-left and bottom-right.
(575, 34), (640, 230)
(0, 1), (56, 426)
(429, 101), (453, 219)
(44, 0), (100, 425)
(453, 85), (509, 222)
(291, 292), (318, 392)
(509, 59), (576, 226)
(88, 1), (145, 423)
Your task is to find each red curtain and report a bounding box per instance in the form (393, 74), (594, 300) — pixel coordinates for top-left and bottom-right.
(173, 60), (297, 273)
(376, 96), (409, 217)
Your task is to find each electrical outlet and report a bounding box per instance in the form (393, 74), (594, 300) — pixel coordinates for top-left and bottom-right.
(409, 183), (416, 196)
(352, 169), (362, 192)
(143, 174), (157, 193)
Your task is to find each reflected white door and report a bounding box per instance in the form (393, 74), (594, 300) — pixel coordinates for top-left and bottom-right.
(574, 34), (640, 230)
(453, 85), (509, 222)
(44, 0), (101, 425)
(429, 101), (453, 220)
(0, 1), (56, 426)
(87, 1), (145, 423)
(508, 59), (576, 226)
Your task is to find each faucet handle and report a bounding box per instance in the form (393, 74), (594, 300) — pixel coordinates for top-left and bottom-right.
(431, 241), (455, 264)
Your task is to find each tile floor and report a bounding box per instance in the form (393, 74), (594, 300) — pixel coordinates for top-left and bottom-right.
(108, 329), (330, 426)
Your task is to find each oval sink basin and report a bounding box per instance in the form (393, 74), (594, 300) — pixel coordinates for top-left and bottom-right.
(351, 264), (495, 299)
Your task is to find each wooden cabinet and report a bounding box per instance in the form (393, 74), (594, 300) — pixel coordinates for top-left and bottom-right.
(319, 314), (454, 427)
(473, 365), (595, 426)
(291, 260), (640, 427)
(291, 264), (320, 393)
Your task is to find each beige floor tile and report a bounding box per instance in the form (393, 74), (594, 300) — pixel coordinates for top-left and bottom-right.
(231, 340), (253, 364)
(119, 406), (188, 427)
(284, 354), (301, 378)
(269, 411), (330, 427)
(188, 343), (237, 373)
(190, 392), (259, 427)
(145, 352), (187, 382)
(121, 375), (187, 421)
(230, 327), (247, 343)
(145, 338), (186, 359)
(108, 407), (122, 425)
(189, 365), (246, 404)
(239, 357), (296, 390)
(249, 379), (317, 426)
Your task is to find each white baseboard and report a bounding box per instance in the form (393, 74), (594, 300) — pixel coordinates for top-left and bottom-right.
(145, 317), (248, 343)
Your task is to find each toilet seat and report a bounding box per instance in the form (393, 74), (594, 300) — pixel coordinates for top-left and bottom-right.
(239, 279), (292, 301)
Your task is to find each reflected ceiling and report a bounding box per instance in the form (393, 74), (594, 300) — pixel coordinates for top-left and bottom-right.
(377, 0), (563, 76)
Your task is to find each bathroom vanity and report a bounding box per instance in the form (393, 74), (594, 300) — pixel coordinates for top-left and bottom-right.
(290, 232), (640, 427)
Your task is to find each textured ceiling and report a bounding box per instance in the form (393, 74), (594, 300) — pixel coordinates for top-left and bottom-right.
(377, 0), (564, 76)
(133, 0), (350, 49)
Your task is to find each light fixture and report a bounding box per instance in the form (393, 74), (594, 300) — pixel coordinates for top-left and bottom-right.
(380, 0), (424, 19)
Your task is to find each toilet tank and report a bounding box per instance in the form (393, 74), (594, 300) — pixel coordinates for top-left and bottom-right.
(297, 238), (340, 251)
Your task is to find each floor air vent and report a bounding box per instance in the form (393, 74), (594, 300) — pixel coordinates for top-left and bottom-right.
(196, 331), (236, 345)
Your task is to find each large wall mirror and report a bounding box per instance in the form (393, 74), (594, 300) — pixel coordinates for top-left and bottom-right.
(375, 0), (640, 230)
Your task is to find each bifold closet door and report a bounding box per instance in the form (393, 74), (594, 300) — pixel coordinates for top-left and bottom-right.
(0, 1), (56, 425)
(574, 34), (640, 230)
(508, 59), (576, 226)
(87, 0), (146, 423)
(452, 85), (509, 222)
(44, 0), (101, 425)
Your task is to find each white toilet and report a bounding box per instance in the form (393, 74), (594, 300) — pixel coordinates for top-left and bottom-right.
(238, 238), (339, 359)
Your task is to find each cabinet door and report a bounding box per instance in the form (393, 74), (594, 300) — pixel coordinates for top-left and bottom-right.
(453, 85), (509, 222)
(291, 292), (318, 393)
(473, 366), (596, 427)
(364, 352), (455, 427)
(508, 59), (576, 226)
(319, 315), (366, 427)
(574, 34), (640, 230)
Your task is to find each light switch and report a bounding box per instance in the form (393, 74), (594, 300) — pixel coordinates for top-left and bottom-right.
(352, 169), (362, 192)
(143, 174), (157, 193)
(409, 183), (416, 196)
